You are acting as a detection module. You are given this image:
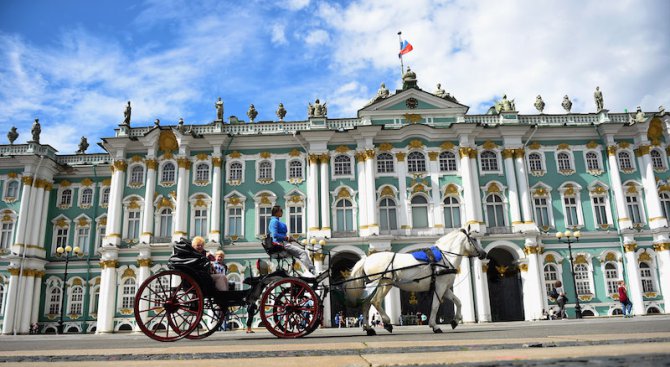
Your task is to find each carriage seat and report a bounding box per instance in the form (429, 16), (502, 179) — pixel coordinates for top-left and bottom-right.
(262, 235), (290, 260)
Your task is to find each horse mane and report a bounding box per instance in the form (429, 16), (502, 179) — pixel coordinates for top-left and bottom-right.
(436, 229), (465, 248)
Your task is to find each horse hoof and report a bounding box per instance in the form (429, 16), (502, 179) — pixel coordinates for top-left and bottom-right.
(366, 328), (377, 336)
(450, 320), (458, 330)
(384, 324), (393, 333)
(433, 328), (443, 333)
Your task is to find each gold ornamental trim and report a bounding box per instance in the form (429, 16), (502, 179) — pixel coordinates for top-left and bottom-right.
(113, 160), (127, 172)
(590, 185), (607, 195)
(55, 218), (68, 228)
(649, 216), (666, 222)
(428, 151), (439, 161)
(638, 252), (652, 262)
(122, 267), (136, 278)
(158, 130), (178, 152)
(607, 145), (618, 156)
(195, 153), (209, 161)
(501, 149), (514, 159)
(444, 183), (459, 196)
(22, 176), (34, 186)
(99, 260), (119, 269)
(177, 158), (191, 169)
(80, 178), (94, 187)
(403, 113), (422, 124)
(513, 149), (525, 159)
(618, 141), (631, 149)
(440, 142), (455, 150)
(482, 141), (498, 150)
(378, 143), (393, 152)
(365, 149), (376, 160)
(107, 233), (121, 238)
(481, 264), (488, 273)
(524, 246), (540, 255)
(486, 183), (501, 193)
(58, 179), (71, 187)
(395, 152), (406, 161)
(544, 254), (556, 263)
(355, 152), (366, 163)
(313, 253), (326, 262)
(7, 172), (18, 178)
(586, 141), (599, 149)
(408, 139), (424, 149)
(637, 145), (651, 156)
(652, 243), (670, 251)
(519, 263), (528, 272)
(528, 142), (542, 150)
(289, 194), (303, 203)
(557, 143), (570, 151)
(574, 254), (587, 264)
(335, 145), (350, 153)
(8, 268), (20, 276)
(259, 151), (271, 159)
(211, 157), (222, 167)
(380, 186), (395, 198)
(229, 151), (241, 159)
(336, 188), (351, 199)
(319, 153), (330, 163)
(533, 187), (548, 197)
(308, 154), (320, 164)
(458, 147), (471, 159)
(624, 243), (637, 252)
(285, 148), (300, 157)
(77, 217), (90, 227)
(468, 149), (478, 159)
(101, 178), (112, 186)
(228, 196), (241, 205)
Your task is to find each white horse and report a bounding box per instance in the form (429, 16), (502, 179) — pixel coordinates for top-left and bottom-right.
(343, 229), (487, 334)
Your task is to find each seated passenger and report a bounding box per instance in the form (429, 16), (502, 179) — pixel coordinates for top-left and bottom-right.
(211, 249), (229, 291)
(268, 205), (315, 277)
(191, 236), (228, 291)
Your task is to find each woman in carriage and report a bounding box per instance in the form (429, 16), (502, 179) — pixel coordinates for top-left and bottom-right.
(268, 205), (315, 277)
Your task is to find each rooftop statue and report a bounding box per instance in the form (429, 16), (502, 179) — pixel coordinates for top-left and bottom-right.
(215, 97), (224, 121)
(561, 95), (573, 113)
(307, 102), (314, 118)
(31, 118), (41, 143)
(122, 101), (132, 126)
(366, 83), (390, 106)
(154, 119), (160, 126)
(276, 103), (287, 121)
(7, 126), (18, 145)
(594, 86), (604, 111)
(177, 118), (186, 134)
(494, 94), (515, 113)
(434, 83), (446, 98)
(76, 136), (89, 154)
(660, 105), (666, 115)
(402, 66), (417, 89)
(635, 106), (646, 123)
(534, 95), (545, 113)
(247, 104), (258, 122)
(310, 99), (327, 118)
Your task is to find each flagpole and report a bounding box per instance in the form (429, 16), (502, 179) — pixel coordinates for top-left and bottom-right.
(398, 31), (404, 78)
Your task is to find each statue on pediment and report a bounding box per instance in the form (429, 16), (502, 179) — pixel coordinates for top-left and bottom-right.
(76, 136), (89, 154)
(635, 106), (646, 123)
(309, 99), (327, 118)
(31, 118), (41, 143)
(177, 118), (186, 134)
(366, 83), (390, 106)
(402, 66), (418, 89)
(434, 83), (446, 98)
(247, 104), (258, 122)
(7, 127), (18, 145)
(276, 103), (287, 121)
(215, 97), (224, 121)
(561, 95), (573, 113)
(494, 94), (515, 113)
(594, 86), (604, 111)
(122, 101), (132, 126)
(660, 105), (666, 115)
(534, 95), (545, 113)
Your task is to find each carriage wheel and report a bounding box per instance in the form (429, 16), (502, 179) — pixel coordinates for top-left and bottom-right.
(185, 297), (225, 339)
(259, 278), (319, 338)
(134, 270), (204, 342)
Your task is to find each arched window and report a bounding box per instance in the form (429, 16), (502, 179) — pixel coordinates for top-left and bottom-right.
(5, 181), (19, 199)
(480, 151), (498, 171)
(410, 195), (429, 229)
(439, 151), (457, 172)
(379, 198), (397, 232)
(651, 149), (665, 170)
(585, 152), (601, 171)
(618, 151), (633, 170)
(288, 160), (303, 179)
(60, 189), (72, 206)
(159, 208), (173, 238)
(80, 188), (93, 206)
(485, 194), (505, 228)
(639, 262), (655, 293)
(193, 208), (207, 238)
(229, 162), (243, 181)
(258, 161), (272, 180)
(528, 153), (543, 171)
(333, 155), (352, 176)
(574, 263), (590, 295)
(161, 163), (176, 183)
(121, 278), (136, 309)
(68, 285), (84, 315)
(335, 199), (354, 232)
(130, 166), (144, 185)
(195, 163), (210, 182)
(557, 152), (572, 171)
(407, 152), (426, 173)
(376, 153), (394, 173)
(443, 197), (461, 229)
(543, 263), (559, 294)
(604, 262), (619, 294)
(48, 287), (61, 315)
(101, 187), (110, 206)
(660, 192), (670, 220)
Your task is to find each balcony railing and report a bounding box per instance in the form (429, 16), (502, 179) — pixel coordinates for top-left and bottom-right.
(487, 226), (514, 235)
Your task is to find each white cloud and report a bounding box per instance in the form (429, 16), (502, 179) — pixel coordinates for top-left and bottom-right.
(304, 29), (330, 46)
(279, 0), (311, 11)
(271, 23), (287, 45)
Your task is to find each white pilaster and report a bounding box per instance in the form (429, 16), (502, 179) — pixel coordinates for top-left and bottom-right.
(607, 146), (632, 229)
(653, 244), (670, 308)
(30, 272), (44, 325)
(134, 246), (152, 332)
(210, 156), (222, 242)
(172, 157), (190, 242)
(454, 257), (475, 323)
(13, 177), (33, 248)
(319, 155), (331, 237)
(502, 150), (522, 229)
(1, 267), (20, 334)
(38, 186), (51, 247)
(18, 271), (35, 333)
(306, 154), (319, 236)
(96, 247), (119, 333)
(472, 258), (491, 322)
(25, 182), (43, 247)
(396, 153), (409, 233)
(638, 146), (667, 228)
(364, 150), (378, 235)
(140, 159), (157, 243)
(459, 147), (481, 231)
(428, 154), (444, 234)
(514, 149), (533, 224)
(105, 160), (127, 246)
(469, 154), (483, 225)
(623, 243), (645, 315)
(356, 152), (369, 236)
(523, 240), (545, 320)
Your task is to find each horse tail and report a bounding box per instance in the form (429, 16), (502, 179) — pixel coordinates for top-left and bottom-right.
(343, 257), (367, 306)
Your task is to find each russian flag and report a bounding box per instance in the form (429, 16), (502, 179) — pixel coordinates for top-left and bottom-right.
(399, 39), (413, 57)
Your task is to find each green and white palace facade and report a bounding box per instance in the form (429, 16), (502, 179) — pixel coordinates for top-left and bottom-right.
(1, 72), (669, 334)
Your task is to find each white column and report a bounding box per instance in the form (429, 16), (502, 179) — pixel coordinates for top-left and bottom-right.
(453, 257), (475, 323)
(38, 186), (51, 247)
(25, 181), (43, 247)
(459, 148), (477, 225)
(365, 150), (378, 235)
(134, 257), (152, 332)
(319, 155), (331, 237)
(356, 152), (368, 236)
(106, 161), (127, 246)
(469, 153), (483, 224)
(13, 177), (33, 248)
(210, 156), (222, 242)
(624, 243), (645, 315)
(140, 159), (157, 243)
(396, 153), (409, 233)
(523, 241), (545, 320)
(18, 270), (35, 333)
(306, 154), (319, 236)
(502, 149), (522, 228)
(514, 149), (533, 224)
(384, 287), (401, 325)
(96, 247), (119, 333)
(30, 271), (44, 325)
(639, 146), (668, 228)
(1, 268), (20, 334)
(607, 146), (631, 229)
(172, 158), (190, 241)
(428, 153), (444, 234)
(472, 258), (491, 322)
(653, 244), (670, 307)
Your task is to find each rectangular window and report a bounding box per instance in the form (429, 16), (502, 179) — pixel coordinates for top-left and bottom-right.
(443, 206), (460, 229)
(228, 207), (242, 237)
(127, 211), (140, 240)
(288, 206), (303, 234)
(76, 227), (89, 250)
(1, 222), (13, 248)
(56, 227), (69, 248)
(564, 197), (579, 226)
(534, 198), (550, 228)
(258, 207), (271, 236)
(592, 196), (608, 226)
(626, 196), (642, 224)
(194, 209), (207, 238)
(97, 226), (106, 248)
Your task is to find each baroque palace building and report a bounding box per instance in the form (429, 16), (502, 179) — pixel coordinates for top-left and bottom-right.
(1, 69), (669, 334)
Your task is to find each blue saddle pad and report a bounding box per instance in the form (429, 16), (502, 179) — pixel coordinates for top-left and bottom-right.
(411, 246), (443, 263)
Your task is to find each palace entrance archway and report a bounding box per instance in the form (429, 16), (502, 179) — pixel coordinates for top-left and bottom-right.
(329, 251), (363, 324)
(487, 247), (524, 321)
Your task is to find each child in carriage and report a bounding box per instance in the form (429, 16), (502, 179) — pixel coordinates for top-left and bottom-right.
(191, 236), (228, 291)
(268, 205), (315, 277)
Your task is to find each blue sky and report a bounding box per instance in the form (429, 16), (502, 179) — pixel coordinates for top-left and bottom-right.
(1, 0), (669, 153)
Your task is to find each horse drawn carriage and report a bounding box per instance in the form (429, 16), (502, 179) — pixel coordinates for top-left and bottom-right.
(134, 229), (486, 341)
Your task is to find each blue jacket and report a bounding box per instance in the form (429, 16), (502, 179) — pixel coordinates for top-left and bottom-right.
(268, 216), (288, 244)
